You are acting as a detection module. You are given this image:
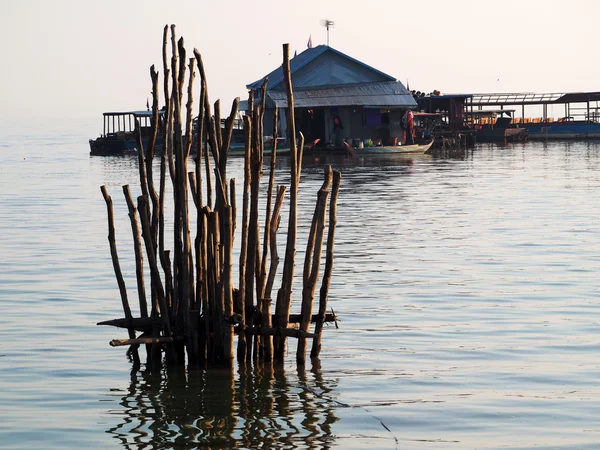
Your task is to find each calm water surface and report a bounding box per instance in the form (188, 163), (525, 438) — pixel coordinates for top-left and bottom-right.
(1, 119), (599, 449)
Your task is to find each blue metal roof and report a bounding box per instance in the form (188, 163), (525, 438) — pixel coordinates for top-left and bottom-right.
(247, 45), (397, 91)
(265, 81), (416, 109)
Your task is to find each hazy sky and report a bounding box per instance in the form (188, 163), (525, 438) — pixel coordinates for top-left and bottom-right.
(2, 0), (599, 122)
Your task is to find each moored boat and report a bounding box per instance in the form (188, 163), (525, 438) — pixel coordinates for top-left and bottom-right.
(89, 110), (165, 156)
(469, 91), (600, 140)
(468, 110), (528, 142)
(344, 139), (433, 155)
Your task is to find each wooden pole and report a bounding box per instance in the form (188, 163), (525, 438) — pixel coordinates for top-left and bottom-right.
(147, 65), (161, 248)
(258, 105), (278, 302)
(274, 43), (299, 360)
(122, 185), (148, 319)
(222, 205), (235, 366)
(237, 114), (252, 363)
(265, 185), (286, 300)
(246, 102), (264, 360)
(159, 25), (174, 312)
(137, 195), (171, 337)
(311, 171), (342, 359)
(100, 186), (140, 367)
(297, 167), (332, 365)
(214, 99), (223, 155)
(219, 98), (240, 181)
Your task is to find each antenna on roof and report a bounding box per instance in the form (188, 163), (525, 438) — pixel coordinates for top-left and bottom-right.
(320, 19), (335, 46)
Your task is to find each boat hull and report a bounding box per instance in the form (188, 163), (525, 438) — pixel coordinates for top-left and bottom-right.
(89, 136), (164, 156)
(354, 140), (434, 155)
(523, 122), (600, 140)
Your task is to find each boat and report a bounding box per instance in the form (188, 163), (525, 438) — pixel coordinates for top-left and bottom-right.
(467, 109), (528, 142)
(89, 110), (165, 156)
(468, 92), (600, 140)
(344, 139), (433, 156)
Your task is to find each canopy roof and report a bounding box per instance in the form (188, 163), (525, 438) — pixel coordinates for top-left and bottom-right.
(102, 110), (164, 117)
(466, 109), (516, 116)
(470, 92), (600, 106)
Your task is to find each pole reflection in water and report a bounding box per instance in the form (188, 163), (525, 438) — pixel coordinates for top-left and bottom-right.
(105, 362), (339, 449)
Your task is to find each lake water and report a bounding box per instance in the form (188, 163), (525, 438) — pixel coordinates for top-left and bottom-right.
(1, 119), (600, 449)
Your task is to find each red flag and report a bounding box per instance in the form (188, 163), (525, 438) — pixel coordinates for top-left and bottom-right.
(307, 34), (313, 48)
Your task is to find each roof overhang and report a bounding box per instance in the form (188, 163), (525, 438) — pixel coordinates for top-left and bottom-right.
(266, 82), (417, 109)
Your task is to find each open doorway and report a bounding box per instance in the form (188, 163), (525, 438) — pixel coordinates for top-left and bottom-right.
(296, 108), (326, 147)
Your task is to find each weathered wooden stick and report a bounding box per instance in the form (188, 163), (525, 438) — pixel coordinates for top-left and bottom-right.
(222, 205), (235, 366)
(122, 185), (148, 318)
(194, 77), (207, 337)
(265, 185), (286, 300)
(259, 78), (268, 164)
(230, 178), (236, 235)
(207, 114), (220, 182)
(166, 26), (179, 185)
(261, 298), (273, 362)
(179, 54), (196, 362)
(188, 172), (198, 207)
(219, 98), (240, 181)
(184, 57), (196, 159)
(97, 312), (337, 331)
(134, 122), (150, 201)
(297, 132), (305, 181)
(237, 114), (252, 362)
(311, 171), (342, 359)
(246, 103), (264, 360)
(207, 209), (224, 362)
(244, 327), (315, 339)
(214, 99), (223, 156)
(138, 195), (171, 336)
(193, 49), (213, 140)
(159, 26), (173, 300)
(100, 186), (140, 366)
(110, 336), (176, 347)
(195, 78), (206, 208)
(193, 50), (215, 209)
(98, 317), (159, 331)
(297, 167), (332, 364)
(143, 66), (161, 253)
(204, 117), (215, 209)
(177, 37), (186, 104)
(200, 208), (209, 360)
(274, 43), (299, 361)
(258, 105), (278, 302)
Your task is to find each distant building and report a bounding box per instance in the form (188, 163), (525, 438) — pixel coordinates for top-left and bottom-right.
(242, 45), (417, 147)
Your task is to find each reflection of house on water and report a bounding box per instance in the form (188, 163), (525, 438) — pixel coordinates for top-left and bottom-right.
(106, 364), (339, 448)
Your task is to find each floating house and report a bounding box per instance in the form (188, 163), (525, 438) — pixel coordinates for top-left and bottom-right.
(243, 45), (417, 148)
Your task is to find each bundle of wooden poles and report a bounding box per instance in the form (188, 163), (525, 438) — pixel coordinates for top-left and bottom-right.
(98, 25), (342, 369)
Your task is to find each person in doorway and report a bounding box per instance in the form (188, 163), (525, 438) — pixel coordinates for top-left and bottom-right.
(403, 109), (415, 144)
(332, 113), (344, 147)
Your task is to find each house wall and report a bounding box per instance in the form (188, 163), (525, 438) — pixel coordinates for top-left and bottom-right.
(261, 106), (407, 146)
(334, 106), (405, 145)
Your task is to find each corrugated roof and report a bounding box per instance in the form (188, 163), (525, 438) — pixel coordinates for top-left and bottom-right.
(247, 45), (397, 91)
(265, 81), (417, 109)
(471, 91), (600, 105)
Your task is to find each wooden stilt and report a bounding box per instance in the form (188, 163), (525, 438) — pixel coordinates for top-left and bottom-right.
(100, 186), (140, 367)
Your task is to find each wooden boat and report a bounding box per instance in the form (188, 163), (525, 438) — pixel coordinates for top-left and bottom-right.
(345, 139), (434, 156)
(89, 110), (165, 156)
